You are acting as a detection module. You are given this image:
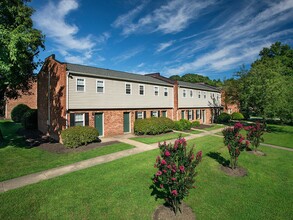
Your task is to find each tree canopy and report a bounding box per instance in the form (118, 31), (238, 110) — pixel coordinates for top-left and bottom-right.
(224, 42), (293, 123)
(169, 73), (223, 87)
(0, 0), (44, 101)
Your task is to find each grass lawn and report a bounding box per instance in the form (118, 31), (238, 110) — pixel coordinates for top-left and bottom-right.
(0, 120), (134, 181)
(202, 124), (225, 131)
(130, 132), (189, 144)
(263, 124), (293, 149)
(0, 135), (292, 219)
(186, 129), (203, 134)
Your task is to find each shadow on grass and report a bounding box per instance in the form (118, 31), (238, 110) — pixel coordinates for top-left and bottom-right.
(0, 121), (29, 149)
(206, 152), (230, 166)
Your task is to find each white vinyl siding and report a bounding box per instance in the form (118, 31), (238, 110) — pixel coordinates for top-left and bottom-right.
(69, 75), (174, 109)
(96, 80), (104, 93)
(154, 86), (159, 96)
(76, 78), (85, 92)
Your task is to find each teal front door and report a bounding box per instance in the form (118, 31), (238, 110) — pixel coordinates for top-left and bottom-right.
(95, 113), (103, 136)
(123, 112), (130, 133)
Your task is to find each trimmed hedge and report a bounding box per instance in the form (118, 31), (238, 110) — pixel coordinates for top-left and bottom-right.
(216, 112), (231, 123)
(61, 126), (99, 148)
(11, 104), (31, 123)
(134, 117), (174, 135)
(191, 120), (200, 127)
(174, 119), (192, 131)
(231, 112), (244, 120)
(21, 109), (38, 129)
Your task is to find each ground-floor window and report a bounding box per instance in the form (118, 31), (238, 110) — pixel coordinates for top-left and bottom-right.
(137, 111), (144, 119)
(70, 113), (89, 126)
(188, 110), (193, 120)
(151, 111), (159, 117)
(181, 110), (185, 119)
(196, 110), (201, 120)
(161, 111), (167, 117)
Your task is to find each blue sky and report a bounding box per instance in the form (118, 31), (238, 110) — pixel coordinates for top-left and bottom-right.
(30, 0), (293, 80)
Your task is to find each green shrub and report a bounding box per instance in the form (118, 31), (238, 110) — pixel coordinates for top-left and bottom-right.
(61, 126), (99, 148)
(231, 112), (244, 120)
(21, 109), (38, 129)
(191, 120), (200, 127)
(134, 117), (174, 135)
(11, 104), (31, 123)
(216, 112), (231, 124)
(174, 119), (192, 131)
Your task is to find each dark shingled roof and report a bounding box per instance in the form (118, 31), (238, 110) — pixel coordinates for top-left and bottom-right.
(178, 81), (220, 92)
(66, 63), (173, 86)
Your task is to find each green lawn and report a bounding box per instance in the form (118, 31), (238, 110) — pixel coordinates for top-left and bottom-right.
(130, 132), (189, 144)
(0, 135), (292, 219)
(186, 129), (203, 134)
(0, 120), (134, 181)
(202, 124), (225, 131)
(263, 124), (293, 149)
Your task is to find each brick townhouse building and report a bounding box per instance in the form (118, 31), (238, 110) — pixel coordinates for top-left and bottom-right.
(38, 55), (221, 141)
(4, 80), (37, 119)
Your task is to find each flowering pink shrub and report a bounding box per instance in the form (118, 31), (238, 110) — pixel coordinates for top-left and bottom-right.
(152, 137), (202, 215)
(222, 123), (249, 169)
(245, 122), (265, 151)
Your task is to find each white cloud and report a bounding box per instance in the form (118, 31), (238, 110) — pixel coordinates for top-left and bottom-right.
(113, 0), (216, 35)
(33, 0), (108, 64)
(137, 63), (145, 68)
(156, 41), (175, 53)
(113, 47), (144, 63)
(162, 0), (293, 76)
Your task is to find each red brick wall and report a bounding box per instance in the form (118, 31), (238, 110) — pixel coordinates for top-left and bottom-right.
(69, 109), (173, 137)
(176, 108), (213, 124)
(221, 90), (240, 113)
(5, 81), (37, 119)
(38, 55), (67, 140)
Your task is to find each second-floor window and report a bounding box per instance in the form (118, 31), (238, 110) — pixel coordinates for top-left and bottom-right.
(96, 80), (104, 93)
(198, 91), (201, 98)
(204, 92), (206, 99)
(125, 83), (131, 95)
(76, 78), (85, 92)
(154, 86), (159, 96)
(190, 90), (193, 97)
(139, 85), (145, 95)
(164, 87), (168, 96)
(183, 89), (187, 98)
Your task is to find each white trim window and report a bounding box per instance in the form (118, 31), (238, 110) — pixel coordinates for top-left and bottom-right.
(125, 83), (132, 95)
(96, 80), (105, 93)
(154, 86), (159, 96)
(198, 91), (201, 98)
(190, 90), (193, 98)
(76, 78), (85, 92)
(188, 110), (193, 120)
(75, 113), (84, 126)
(183, 89), (187, 98)
(139, 84), (145, 96)
(137, 111), (144, 119)
(204, 92), (206, 99)
(152, 111), (159, 117)
(196, 110), (201, 119)
(162, 110), (167, 117)
(164, 87), (168, 96)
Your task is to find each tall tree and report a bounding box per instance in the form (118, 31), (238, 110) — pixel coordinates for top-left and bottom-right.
(231, 42), (293, 122)
(0, 0), (44, 103)
(169, 73), (223, 87)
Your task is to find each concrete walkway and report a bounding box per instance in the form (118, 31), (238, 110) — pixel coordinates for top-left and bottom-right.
(0, 126), (290, 192)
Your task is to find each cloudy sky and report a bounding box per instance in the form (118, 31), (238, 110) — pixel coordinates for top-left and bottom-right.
(30, 0), (293, 80)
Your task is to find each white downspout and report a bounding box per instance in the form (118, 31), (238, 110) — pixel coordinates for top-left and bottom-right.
(66, 71), (69, 128)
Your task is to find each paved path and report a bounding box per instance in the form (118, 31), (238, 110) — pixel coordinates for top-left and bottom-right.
(0, 126), (290, 192)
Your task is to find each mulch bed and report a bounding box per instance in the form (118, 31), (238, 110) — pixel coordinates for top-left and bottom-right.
(220, 165), (248, 177)
(153, 203), (196, 220)
(17, 128), (120, 154)
(194, 124), (213, 129)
